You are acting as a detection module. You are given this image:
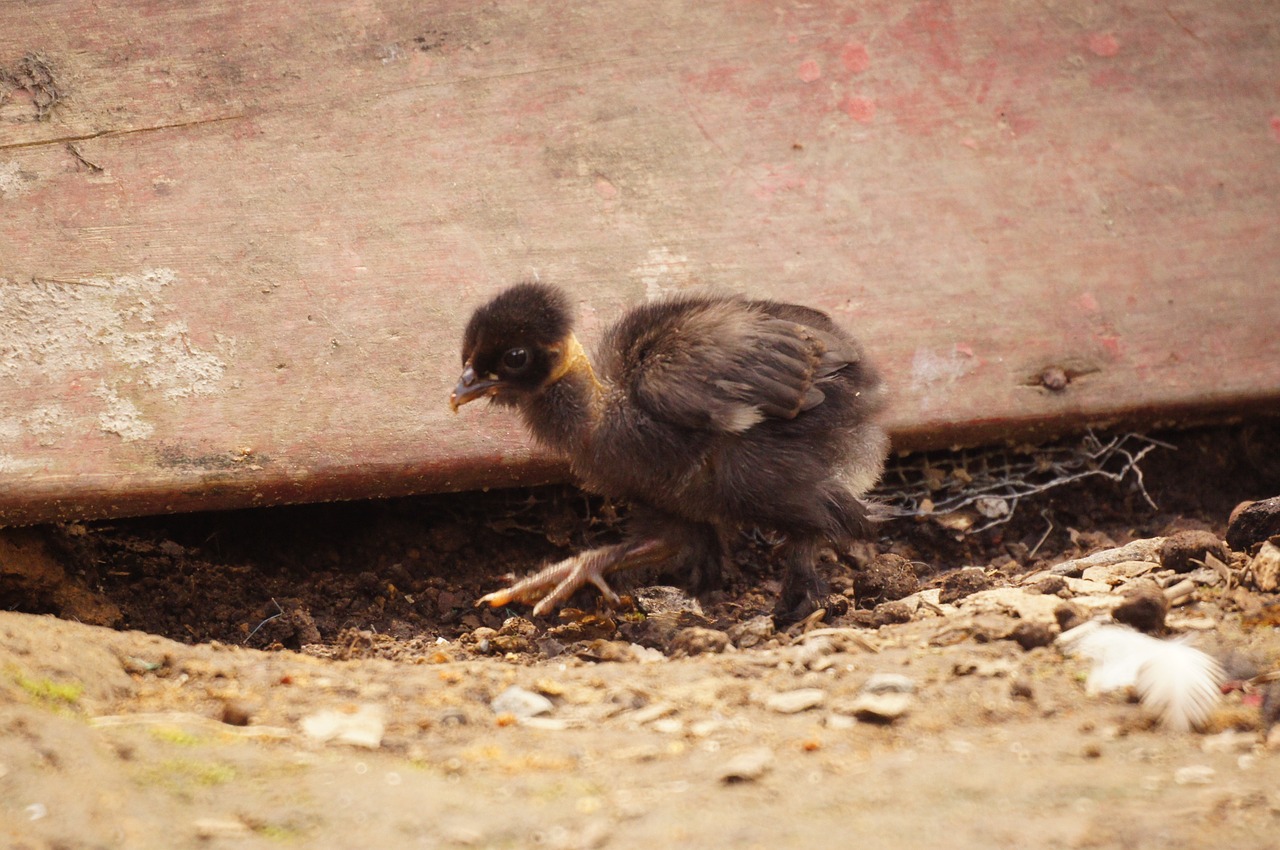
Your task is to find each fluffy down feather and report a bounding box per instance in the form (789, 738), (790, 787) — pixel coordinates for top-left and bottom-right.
(1057, 621), (1224, 732)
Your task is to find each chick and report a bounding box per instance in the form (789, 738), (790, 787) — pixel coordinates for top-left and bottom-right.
(451, 282), (888, 620)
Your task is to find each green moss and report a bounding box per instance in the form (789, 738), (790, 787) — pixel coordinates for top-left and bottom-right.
(255, 823), (307, 842)
(149, 725), (203, 746)
(15, 674), (84, 706)
(136, 758), (237, 796)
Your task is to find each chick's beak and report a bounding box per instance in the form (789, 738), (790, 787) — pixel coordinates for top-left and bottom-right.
(449, 364), (500, 412)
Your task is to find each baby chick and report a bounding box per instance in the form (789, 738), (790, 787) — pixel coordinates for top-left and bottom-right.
(452, 282), (888, 620)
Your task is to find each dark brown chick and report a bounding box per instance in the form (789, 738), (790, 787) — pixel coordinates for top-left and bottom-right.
(451, 282), (888, 620)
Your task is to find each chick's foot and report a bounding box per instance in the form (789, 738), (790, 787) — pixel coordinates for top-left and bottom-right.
(477, 539), (673, 617)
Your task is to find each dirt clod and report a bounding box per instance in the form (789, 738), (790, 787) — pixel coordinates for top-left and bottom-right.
(871, 600), (913, 625)
(938, 566), (993, 604)
(0, 528), (121, 627)
(1111, 583), (1170, 633)
(1160, 529), (1229, 574)
(669, 626), (729, 657)
(1, 53), (61, 120)
(726, 615), (775, 649)
(1227, 496), (1280, 553)
(1054, 602), (1087, 632)
(1010, 620), (1057, 650)
(851, 553), (919, 606)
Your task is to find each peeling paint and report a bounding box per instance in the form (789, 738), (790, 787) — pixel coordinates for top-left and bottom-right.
(94, 384), (155, 442)
(0, 160), (32, 198)
(0, 268), (233, 445)
(0, 453), (39, 474)
(633, 246), (691, 300)
(909, 346), (979, 411)
(21, 405), (72, 447)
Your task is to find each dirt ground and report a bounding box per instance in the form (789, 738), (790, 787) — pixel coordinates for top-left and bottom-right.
(3, 424), (1280, 849)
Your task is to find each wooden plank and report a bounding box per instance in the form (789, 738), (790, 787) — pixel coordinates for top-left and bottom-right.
(2, 0), (1278, 524)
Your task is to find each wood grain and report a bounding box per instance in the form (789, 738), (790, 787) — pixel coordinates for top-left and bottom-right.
(2, 1), (1277, 523)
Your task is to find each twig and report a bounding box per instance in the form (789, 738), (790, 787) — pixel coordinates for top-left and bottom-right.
(245, 598), (284, 642)
(1029, 508), (1055, 559)
(66, 142), (103, 172)
(872, 431), (1169, 535)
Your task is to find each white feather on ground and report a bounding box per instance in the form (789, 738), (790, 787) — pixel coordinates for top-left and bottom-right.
(1056, 621), (1225, 732)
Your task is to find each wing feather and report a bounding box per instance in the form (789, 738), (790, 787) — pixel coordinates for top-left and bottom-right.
(614, 297), (858, 434)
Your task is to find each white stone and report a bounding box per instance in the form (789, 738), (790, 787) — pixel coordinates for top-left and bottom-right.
(719, 747), (774, 783)
(491, 685), (554, 719)
(764, 688), (826, 714)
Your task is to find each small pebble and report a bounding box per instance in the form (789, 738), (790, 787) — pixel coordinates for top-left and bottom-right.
(490, 686), (554, 719)
(521, 717), (571, 732)
(861, 673), (916, 695)
(634, 585), (703, 615)
(193, 818), (252, 839)
(765, 688), (827, 714)
(1162, 578), (1198, 607)
(1173, 765), (1216, 785)
(1200, 730), (1258, 754)
(300, 704), (385, 749)
(792, 636), (837, 670)
(719, 747), (774, 783)
(651, 718), (684, 735)
(849, 692), (912, 723)
(1081, 560), (1155, 586)
(670, 627), (729, 657)
(439, 708), (468, 726)
(727, 616), (776, 649)
(1039, 367), (1069, 391)
(690, 719), (724, 737)
(498, 616), (537, 638)
(471, 627), (498, 654)
(1248, 540), (1280, 593)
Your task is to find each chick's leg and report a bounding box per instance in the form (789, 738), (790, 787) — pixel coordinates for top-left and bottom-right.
(477, 538), (675, 617)
(776, 536), (827, 623)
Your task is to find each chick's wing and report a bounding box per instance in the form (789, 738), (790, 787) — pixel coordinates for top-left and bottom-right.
(611, 298), (859, 435)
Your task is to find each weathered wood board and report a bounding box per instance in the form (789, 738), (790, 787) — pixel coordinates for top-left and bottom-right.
(2, 1), (1277, 524)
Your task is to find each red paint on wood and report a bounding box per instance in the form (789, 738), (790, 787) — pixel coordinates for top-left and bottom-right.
(1088, 33), (1122, 58)
(841, 42), (870, 74)
(0, 0), (1277, 524)
(840, 95), (877, 123)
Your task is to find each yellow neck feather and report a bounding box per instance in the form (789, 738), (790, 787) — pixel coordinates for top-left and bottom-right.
(545, 333), (601, 392)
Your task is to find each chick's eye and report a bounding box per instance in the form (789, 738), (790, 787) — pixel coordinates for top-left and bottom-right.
(502, 347), (529, 371)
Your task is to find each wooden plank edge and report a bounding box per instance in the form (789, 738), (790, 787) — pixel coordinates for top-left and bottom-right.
(3, 394), (1277, 526)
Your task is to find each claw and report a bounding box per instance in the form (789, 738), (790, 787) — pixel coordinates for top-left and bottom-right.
(475, 539), (672, 617)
